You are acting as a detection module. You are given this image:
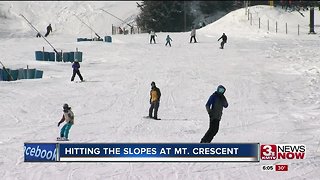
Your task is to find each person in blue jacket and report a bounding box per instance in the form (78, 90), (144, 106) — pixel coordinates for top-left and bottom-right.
(165, 35), (172, 47)
(200, 85), (228, 143)
(71, 60), (84, 82)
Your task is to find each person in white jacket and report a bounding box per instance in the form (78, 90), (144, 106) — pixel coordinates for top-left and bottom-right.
(57, 103), (74, 140)
(190, 28), (197, 43)
(150, 30), (157, 44)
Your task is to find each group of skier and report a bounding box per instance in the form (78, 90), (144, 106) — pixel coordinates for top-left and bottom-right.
(55, 26), (228, 143)
(149, 28), (228, 49)
(58, 82), (228, 143)
(146, 82), (228, 143)
(36, 24), (52, 38)
(39, 24), (227, 49)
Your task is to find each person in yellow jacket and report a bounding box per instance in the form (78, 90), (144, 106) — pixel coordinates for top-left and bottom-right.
(149, 81), (161, 120)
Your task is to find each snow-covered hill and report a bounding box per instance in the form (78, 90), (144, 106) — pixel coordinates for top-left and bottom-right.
(0, 2), (320, 179)
(0, 1), (140, 37)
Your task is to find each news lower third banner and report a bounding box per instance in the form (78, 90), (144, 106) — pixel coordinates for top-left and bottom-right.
(24, 143), (259, 162)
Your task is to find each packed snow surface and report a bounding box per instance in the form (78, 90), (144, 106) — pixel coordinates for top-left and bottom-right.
(0, 2), (320, 179)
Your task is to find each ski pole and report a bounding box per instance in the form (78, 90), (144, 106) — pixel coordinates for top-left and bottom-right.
(19, 14), (61, 56)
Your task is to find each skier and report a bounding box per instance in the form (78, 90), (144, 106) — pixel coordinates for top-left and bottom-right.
(150, 30), (157, 44)
(44, 24), (52, 37)
(71, 60), (84, 82)
(218, 33), (227, 49)
(57, 103), (74, 141)
(119, 27), (123, 34)
(36, 32), (41, 38)
(165, 35), (172, 47)
(190, 28), (197, 43)
(200, 85), (228, 143)
(149, 81), (161, 120)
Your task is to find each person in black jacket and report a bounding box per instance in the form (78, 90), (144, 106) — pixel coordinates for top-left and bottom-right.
(149, 81), (161, 120)
(218, 33), (227, 49)
(200, 85), (228, 143)
(44, 24), (52, 37)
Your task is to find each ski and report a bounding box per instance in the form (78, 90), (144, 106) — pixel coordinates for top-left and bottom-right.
(143, 116), (161, 120)
(75, 80), (85, 83)
(57, 137), (69, 141)
(143, 116), (189, 121)
(161, 118), (188, 121)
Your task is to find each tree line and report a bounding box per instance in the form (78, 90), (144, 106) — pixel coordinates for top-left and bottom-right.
(136, 1), (320, 33)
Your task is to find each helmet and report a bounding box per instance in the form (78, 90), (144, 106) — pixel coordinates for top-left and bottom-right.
(151, 81), (155, 86)
(216, 85), (226, 94)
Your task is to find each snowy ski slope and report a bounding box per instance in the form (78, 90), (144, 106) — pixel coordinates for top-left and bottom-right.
(0, 2), (320, 179)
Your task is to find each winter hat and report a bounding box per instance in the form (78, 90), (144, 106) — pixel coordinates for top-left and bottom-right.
(151, 81), (155, 86)
(216, 85), (226, 94)
(63, 103), (70, 110)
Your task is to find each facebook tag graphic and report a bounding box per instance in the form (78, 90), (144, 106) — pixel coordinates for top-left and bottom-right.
(24, 143), (57, 162)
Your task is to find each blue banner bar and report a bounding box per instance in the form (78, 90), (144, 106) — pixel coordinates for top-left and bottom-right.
(58, 143), (259, 162)
(24, 143), (57, 162)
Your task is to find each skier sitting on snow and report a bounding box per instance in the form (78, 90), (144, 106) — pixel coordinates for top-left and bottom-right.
(57, 103), (74, 140)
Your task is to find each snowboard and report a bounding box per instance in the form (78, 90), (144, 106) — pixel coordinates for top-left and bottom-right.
(75, 80), (85, 83)
(143, 116), (161, 120)
(57, 137), (69, 141)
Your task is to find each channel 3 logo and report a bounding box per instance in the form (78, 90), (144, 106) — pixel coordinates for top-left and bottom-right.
(260, 144), (277, 160)
(260, 144), (306, 160)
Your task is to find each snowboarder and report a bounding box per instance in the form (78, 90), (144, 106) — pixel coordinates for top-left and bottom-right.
(150, 30), (157, 44)
(149, 81), (161, 120)
(71, 60), (84, 82)
(57, 103), (74, 141)
(200, 85), (228, 143)
(190, 28), (197, 43)
(165, 35), (172, 47)
(218, 33), (227, 49)
(44, 24), (52, 37)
